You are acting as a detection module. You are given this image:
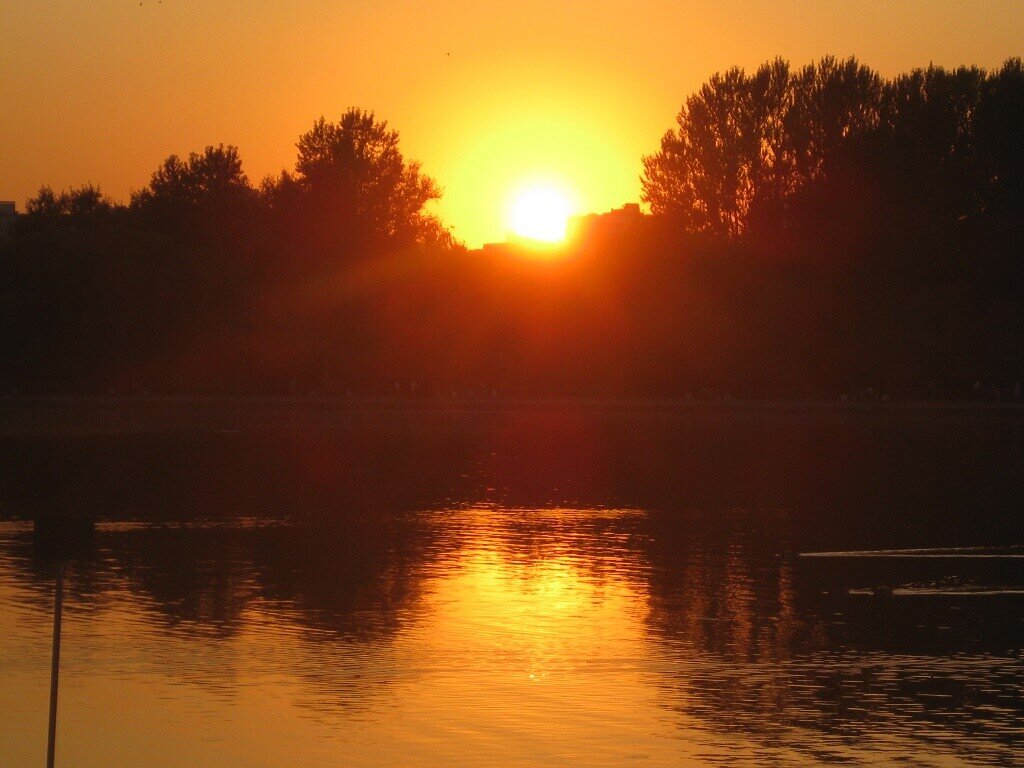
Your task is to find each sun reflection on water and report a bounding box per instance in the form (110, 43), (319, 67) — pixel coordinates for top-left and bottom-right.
(2, 497), (1022, 767)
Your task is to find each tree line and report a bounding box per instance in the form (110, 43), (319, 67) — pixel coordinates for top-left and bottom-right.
(2, 58), (1023, 399)
(644, 57), (1022, 238)
(640, 56), (1024, 399)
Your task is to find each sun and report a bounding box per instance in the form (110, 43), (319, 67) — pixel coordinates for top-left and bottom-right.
(507, 186), (575, 243)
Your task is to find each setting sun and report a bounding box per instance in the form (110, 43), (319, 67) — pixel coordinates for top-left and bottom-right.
(507, 186), (575, 243)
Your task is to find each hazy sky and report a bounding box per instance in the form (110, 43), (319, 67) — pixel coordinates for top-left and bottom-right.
(2, 1), (1022, 246)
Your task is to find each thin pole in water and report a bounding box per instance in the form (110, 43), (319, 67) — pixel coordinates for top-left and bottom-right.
(46, 561), (63, 768)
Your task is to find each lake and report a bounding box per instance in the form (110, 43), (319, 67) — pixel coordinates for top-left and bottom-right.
(1, 405), (1022, 766)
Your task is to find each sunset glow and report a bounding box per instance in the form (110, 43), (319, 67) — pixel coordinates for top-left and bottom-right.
(507, 185), (575, 243)
(3, 2), (1019, 246)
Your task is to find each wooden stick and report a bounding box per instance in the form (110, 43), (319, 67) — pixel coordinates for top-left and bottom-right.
(46, 562), (63, 768)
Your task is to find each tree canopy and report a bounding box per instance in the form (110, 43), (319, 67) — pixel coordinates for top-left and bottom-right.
(267, 109), (442, 251)
(129, 144), (257, 242)
(20, 184), (114, 234)
(2, 76), (1023, 400)
(642, 57), (1023, 244)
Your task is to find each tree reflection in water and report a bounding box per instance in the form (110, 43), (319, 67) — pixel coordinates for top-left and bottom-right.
(1, 410), (1022, 765)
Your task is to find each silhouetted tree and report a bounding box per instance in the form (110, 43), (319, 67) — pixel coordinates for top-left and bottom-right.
(286, 109), (442, 252)
(976, 58), (1024, 214)
(642, 65), (766, 237)
(643, 59), (806, 239)
(2, 77), (1023, 399)
(643, 57), (883, 240)
(18, 184), (116, 235)
(130, 144), (257, 243)
(786, 56), (883, 185)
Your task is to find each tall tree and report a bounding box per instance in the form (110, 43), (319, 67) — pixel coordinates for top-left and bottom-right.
(642, 66), (759, 237)
(642, 59), (799, 239)
(130, 144), (256, 242)
(643, 57), (883, 241)
(976, 58), (1024, 214)
(290, 109), (442, 251)
(785, 56), (882, 186)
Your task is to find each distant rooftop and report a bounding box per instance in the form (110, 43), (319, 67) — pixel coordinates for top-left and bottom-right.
(0, 201), (17, 242)
(473, 203), (645, 255)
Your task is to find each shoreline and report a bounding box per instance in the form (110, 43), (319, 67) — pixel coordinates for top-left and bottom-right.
(3, 393), (1024, 411)
(2, 394), (1024, 436)
(2, 393), (1024, 410)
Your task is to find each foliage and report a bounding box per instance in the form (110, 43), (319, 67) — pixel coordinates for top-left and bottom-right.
(1, 69), (1022, 399)
(642, 57), (1023, 244)
(290, 109), (442, 249)
(129, 144), (257, 243)
(20, 184), (115, 233)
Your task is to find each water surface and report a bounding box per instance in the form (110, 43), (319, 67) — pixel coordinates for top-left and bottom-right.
(1, 408), (1022, 766)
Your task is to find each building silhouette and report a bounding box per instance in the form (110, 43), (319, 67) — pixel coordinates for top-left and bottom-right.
(567, 203), (644, 240)
(0, 202), (15, 243)
(471, 203), (647, 257)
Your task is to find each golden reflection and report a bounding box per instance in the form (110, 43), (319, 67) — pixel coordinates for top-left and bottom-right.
(4, 502), (1022, 767)
(418, 506), (651, 668)
(369, 507), (709, 765)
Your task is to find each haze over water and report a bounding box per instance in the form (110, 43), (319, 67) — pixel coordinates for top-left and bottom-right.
(1, 408), (1022, 766)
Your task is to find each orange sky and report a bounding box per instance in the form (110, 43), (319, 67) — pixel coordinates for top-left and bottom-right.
(1, 1), (1022, 246)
